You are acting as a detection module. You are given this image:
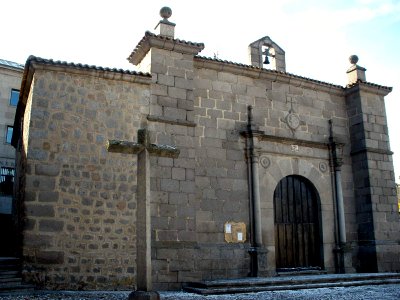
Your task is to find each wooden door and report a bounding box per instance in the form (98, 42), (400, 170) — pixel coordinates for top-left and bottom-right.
(274, 175), (322, 271)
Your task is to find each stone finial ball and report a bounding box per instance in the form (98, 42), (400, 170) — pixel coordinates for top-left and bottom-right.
(349, 55), (359, 65)
(160, 7), (172, 19)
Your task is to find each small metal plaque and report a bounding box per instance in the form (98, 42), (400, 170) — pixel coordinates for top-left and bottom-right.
(224, 222), (246, 243)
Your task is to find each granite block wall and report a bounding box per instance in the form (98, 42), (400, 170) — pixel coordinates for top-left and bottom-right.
(19, 68), (150, 289)
(346, 86), (399, 272)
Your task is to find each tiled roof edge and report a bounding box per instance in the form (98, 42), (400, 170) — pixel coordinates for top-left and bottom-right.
(27, 55), (151, 77)
(128, 31), (205, 65)
(347, 79), (392, 91)
(143, 31), (205, 48)
(195, 55), (344, 90)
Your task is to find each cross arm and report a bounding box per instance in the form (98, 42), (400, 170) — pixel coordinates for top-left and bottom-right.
(107, 140), (145, 154)
(147, 144), (180, 158)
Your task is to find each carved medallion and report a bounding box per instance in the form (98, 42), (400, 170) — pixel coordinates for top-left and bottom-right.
(286, 112), (300, 130)
(260, 155), (270, 169)
(319, 162), (328, 173)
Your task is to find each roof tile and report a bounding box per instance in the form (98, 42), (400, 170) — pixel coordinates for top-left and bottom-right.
(27, 55), (151, 77)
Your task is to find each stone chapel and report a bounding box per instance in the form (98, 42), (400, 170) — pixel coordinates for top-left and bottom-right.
(10, 7), (399, 292)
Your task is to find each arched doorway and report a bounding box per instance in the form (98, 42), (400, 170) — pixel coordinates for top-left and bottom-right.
(274, 175), (323, 271)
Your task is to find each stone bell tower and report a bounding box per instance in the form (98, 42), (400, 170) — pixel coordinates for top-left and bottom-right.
(248, 36), (286, 71)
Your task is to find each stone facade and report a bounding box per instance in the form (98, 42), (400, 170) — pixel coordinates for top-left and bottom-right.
(0, 59), (23, 256)
(12, 10), (399, 291)
(0, 60), (23, 169)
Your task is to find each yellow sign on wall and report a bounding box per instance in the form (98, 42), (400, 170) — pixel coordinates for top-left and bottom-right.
(224, 222), (246, 243)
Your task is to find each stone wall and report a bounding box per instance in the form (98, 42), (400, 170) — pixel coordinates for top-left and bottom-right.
(193, 58), (355, 274)
(16, 32), (399, 290)
(145, 52), (359, 289)
(139, 46), (251, 290)
(346, 85), (399, 272)
(19, 67), (150, 289)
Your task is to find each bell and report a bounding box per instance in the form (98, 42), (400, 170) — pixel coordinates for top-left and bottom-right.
(263, 55), (270, 65)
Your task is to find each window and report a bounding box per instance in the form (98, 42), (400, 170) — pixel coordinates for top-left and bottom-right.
(10, 89), (19, 106)
(0, 167), (14, 196)
(6, 126), (13, 144)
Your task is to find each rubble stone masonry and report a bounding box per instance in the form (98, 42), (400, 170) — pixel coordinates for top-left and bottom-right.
(18, 66), (151, 289)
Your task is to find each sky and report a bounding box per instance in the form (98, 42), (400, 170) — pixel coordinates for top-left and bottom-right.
(1, 0), (399, 183)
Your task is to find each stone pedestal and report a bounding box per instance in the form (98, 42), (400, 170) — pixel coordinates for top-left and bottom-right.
(346, 55), (366, 85)
(333, 243), (354, 273)
(128, 291), (160, 300)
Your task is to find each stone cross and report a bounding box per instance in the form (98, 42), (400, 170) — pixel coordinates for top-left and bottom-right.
(107, 129), (179, 298)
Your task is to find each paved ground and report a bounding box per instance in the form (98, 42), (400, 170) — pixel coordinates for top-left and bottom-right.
(0, 284), (399, 300)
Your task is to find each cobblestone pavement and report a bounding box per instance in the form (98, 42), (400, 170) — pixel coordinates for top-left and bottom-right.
(0, 284), (399, 300)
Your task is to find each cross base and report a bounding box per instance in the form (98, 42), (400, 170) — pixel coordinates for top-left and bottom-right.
(128, 291), (160, 300)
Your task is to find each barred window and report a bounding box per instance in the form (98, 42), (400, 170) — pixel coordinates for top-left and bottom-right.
(0, 167), (14, 196)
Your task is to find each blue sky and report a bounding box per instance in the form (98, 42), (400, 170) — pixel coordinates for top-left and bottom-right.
(1, 0), (399, 183)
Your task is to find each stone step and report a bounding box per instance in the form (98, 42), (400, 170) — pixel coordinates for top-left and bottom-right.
(0, 283), (35, 295)
(0, 266), (21, 274)
(0, 258), (21, 274)
(0, 277), (21, 284)
(0, 271), (20, 279)
(276, 269), (327, 276)
(0, 257), (35, 295)
(0, 257), (20, 265)
(183, 273), (400, 295)
(0, 278), (35, 295)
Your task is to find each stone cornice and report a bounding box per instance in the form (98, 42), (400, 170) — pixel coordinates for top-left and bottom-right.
(350, 147), (394, 156)
(258, 134), (328, 149)
(194, 56), (346, 96)
(128, 31), (205, 65)
(147, 115), (196, 127)
(345, 80), (392, 97)
(240, 131), (329, 150)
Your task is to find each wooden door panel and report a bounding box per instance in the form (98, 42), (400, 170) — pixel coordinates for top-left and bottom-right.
(274, 176), (322, 270)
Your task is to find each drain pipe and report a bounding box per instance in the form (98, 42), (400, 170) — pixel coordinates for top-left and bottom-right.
(329, 120), (346, 273)
(245, 105), (262, 277)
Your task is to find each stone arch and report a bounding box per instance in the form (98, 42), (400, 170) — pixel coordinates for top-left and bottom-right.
(260, 156), (329, 204)
(258, 155), (335, 273)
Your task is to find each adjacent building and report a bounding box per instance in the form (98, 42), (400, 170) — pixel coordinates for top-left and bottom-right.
(0, 59), (23, 256)
(9, 8), (400, 291)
